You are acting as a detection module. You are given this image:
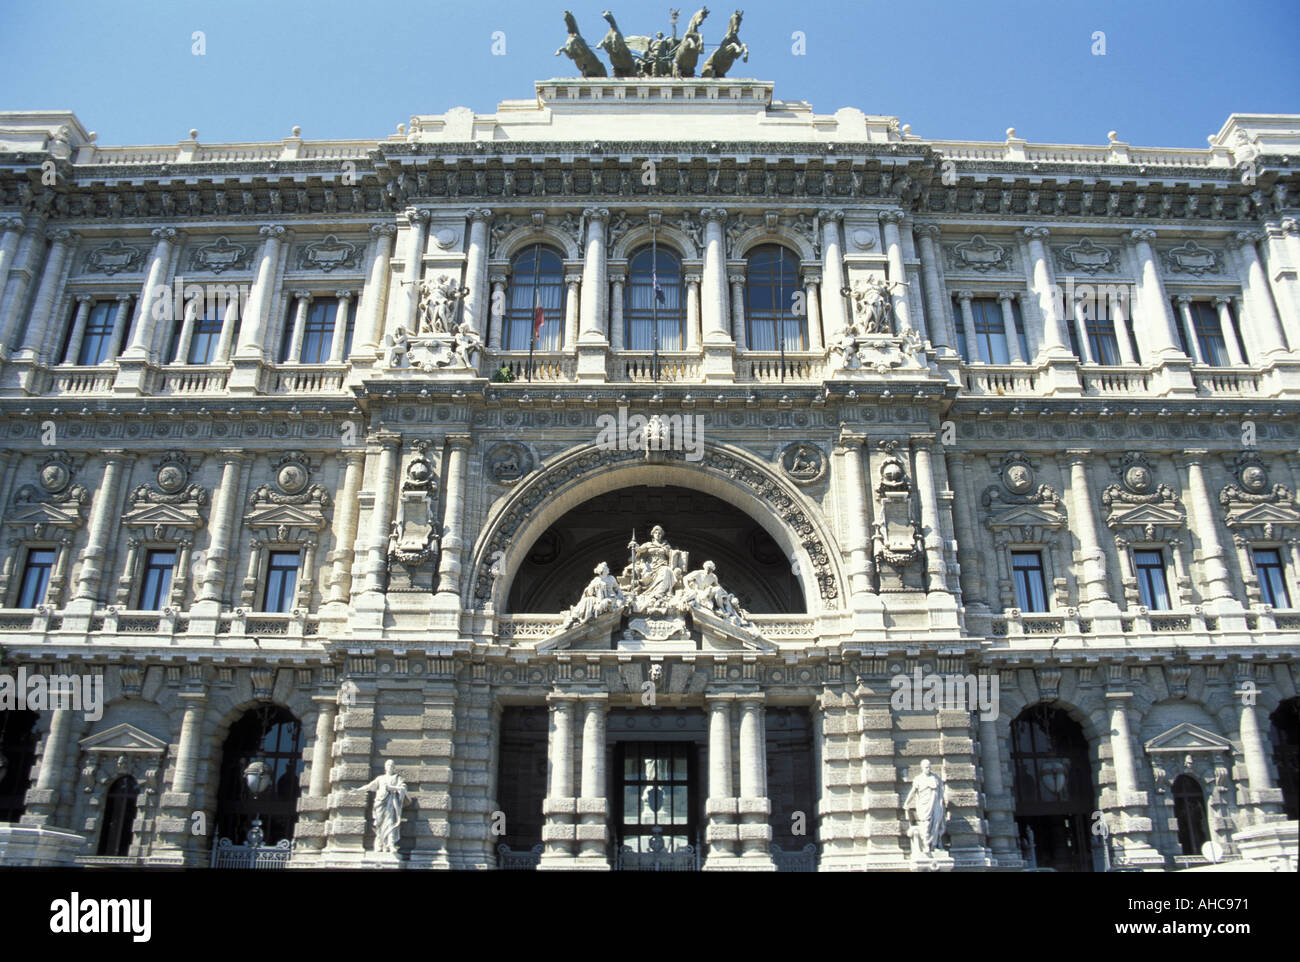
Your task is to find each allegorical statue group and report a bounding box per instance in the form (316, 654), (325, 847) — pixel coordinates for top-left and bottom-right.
(557, 9), (749, 79)
(559, 525), (757, 632)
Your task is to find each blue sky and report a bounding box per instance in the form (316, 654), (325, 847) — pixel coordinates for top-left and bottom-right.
(1, 0), (1296, 148)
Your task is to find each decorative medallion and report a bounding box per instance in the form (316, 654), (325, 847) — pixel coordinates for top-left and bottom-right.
(486, 442), (534, 484)
(298, 234), (359, 272)
(780, 443), (826, 485)
(946, 234), (1010, 272)
(189, 236), (252, 274)
(1161, 239), (1221, 277)
(83, 239), (146, 276)
(1055, 238), (1116, 274)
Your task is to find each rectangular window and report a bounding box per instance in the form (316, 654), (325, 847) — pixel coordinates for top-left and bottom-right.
(1085, 311), (1121, 365)
(1011, 551), (1049, 612)
(188, 308), (224, 364)
(1254, 548), (1291, 608)
(971, 298), (1009, 363)
(1134, 549), (1171, 611)
(17, 549), (56, 608)
(76, 301), (118, 365)
(139, 549), (176, 610)
(263, 551), (300, 613)
(1190, 301), (1228, 366)
(299, 302), (336, 364)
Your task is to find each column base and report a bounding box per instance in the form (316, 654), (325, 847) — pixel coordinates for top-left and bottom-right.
(575, 342), (609, 382)
(226, 357), (268, 394)
(0, 824), (88, 866)
(700, 343), (735, 382)
(111, 357), (152, 394)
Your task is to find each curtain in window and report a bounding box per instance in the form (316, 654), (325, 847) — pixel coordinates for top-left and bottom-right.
(507, 245), (565, 350)
(625, 246), (684, 351)
(745, 245), (802, 351)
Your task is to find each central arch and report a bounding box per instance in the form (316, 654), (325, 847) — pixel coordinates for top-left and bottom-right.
(467, 441), (845, 615)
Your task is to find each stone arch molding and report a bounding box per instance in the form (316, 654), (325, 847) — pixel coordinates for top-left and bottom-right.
(495, 226), (582, 264)
(468, 441), (846, 614)
(612, 224), (700, 262)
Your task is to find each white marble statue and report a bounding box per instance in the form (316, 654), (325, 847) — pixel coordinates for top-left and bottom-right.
(359, 759), (411, 853)
(417, 274), (469, 334)
(903, 759), (947, 857)
(561, 561), (626, 629)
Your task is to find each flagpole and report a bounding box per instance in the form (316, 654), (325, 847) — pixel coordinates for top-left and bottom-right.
(652, 227), (659, 383)
(778, 245), (787, 383)
(528, 243), (542, 382)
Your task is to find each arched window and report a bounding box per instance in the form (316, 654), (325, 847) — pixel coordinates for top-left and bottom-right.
(506, 245), (566, 351)
(1010, 704), (1096, 872)
(1271, 697), (1299, 820)
(625, 245), (684, 351)
(214, 705), (304, 845)
(0, 710), (39, 822)
(745, 245), (803, 351)
(97, 775), (139, 857)
(1171, 774), (1210, 856)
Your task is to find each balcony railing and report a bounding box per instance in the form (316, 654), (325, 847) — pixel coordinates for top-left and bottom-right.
(487, 352), (577, 383)
(1081, 367), (1152, 395)
(1193, 368), (1261, 396)
(964, 365), (1040, 396)
(617, 352), (702, 382)
(158, 365), (231, 395)
(264, 364), (347, 394)
(740, 353), (827, 383)
(46, 365), (117, 394)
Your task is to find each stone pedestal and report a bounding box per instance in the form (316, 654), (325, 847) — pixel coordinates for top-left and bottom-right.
(0, 824), (88, 866)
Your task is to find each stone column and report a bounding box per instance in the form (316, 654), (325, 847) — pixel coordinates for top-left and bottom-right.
(170, 691), (208, 795)
(737, 695), (775, 867)
(1214, 296), (1246, 366)
(196, 451), (247, 605)
(234, 225), (287, 359)
(838, 430), (873, 595)
(801, 269), (823, 352)
(1231, 230), (1291, 357)
(287, 291), (312, 364)
(699, 208), (731, 343)
(1128, 229), (1184, 359)
(563, 273), (582, 348)
(0, 218), (23, 300)
(213, 292), (239, 364)
(1023, 228), (1071, 357)
(363, 434), (401, 595)
(1277, 217), (1300, 348)
(396, 208), (431, 334)
(34, 705), (74, 794)
(945, 453), (986, 609)
(998, 291), (1024, 363)
(1101, 686), (1161, 866)
(173, 296), (200, 365)
(681, 272), (699, 351)
(308, 695), (338, 798)
(1180, 450), (1236, 604)
(914, 224), (954, 352)
(880, 211), (914, 335)
(120, 227), (176, 361)
(15, 229), (75, 360)
(436, 435), (470, 598)
(978, 714), (1019, 862)
(912, 438), (951, 591)
(729, 272), (748, 350)
(704, 694), (737, 862)
(71, 451), (131, 605)
(819, 210), (847, 342)
(106, 294), (134, 362)
(1174, 296), (1205, 364)
(1236, 688), (1280, 800)
(328, 291), (353, 363)
(1107, 691), (1139, 798)
(956, 291), (981, 362)
(0, 219), (44, 356)
(461, 209), (490, 337)
(487, 273), (508, 349)
(63, 294), (95, 365)
(577, 694), (609, 862)
(609, 267), (628, 352)
(1073, 290), (1097, 363)
(1110, 290), (1138, 365)
(1065, 451), (1112, 608)
(356, 224), (397, 356)
(328, 451), (365, 604)
(578, 208), (609, 342)
(540, 693), (578, 865)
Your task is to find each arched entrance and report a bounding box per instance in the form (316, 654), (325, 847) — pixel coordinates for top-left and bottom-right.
(1270, 697), (1299, 820)
(470, 443), (844, 615)
(1010, 704), (1096, 872)
(214, 705), (305, 845)
(0, 710), (39, 823)
(1171, 774), (1210, 856)
(506, 485), (804, 614)
(97, 775), (139, 857)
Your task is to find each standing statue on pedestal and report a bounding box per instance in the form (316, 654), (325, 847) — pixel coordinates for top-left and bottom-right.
(903, 759), (947, 857)
(359, 759), (411, 854)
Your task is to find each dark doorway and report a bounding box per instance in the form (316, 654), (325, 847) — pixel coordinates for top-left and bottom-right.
(496, 707), (548, 852)
(214, 705), (304, 845)
(767, 707), (817, 851)
(1010, 704), (1096, 872)
(506, 485), (804, 614)
(1270, 697), (1299, 820)
(0, 710), (39, 822)
(614, 741), (701, 854)
(1172, 774), (1210, 856)
(97, 775), (139, 856)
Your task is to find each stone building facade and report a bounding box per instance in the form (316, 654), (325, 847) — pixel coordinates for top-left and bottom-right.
(0, 75), (1296, 872)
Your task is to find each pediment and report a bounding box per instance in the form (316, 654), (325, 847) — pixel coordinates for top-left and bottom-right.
(244, 502), (327, 530)
(1144, 722), (1233, 755)
(79, 722), (168, 754)
(535, 609), (623, 651)
(691, 606), (775, 652)
(4, 500), (84, 529)
(986, 502), (1067, 530)
(1108, 502), (1185, 527)
(1225, 501), (1300, 527)
(121, 501), (206, 529)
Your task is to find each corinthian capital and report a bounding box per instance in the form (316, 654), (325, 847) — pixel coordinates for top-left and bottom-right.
(370, 223), (398, 238)
(582, 207), (610, 222)
(1128, 228), (1157, 243)
(259, 225), (287, 239)
(914, 223), (942, 239)
(1232, 229), (1265, 248)
(700, 208), (728, 224)
(1023, 226), (1051, 241)
(821, 209), (846, 223)
(468, 208), (493, 223)
(878, 210), (905, 226)
(151, 226), (178, 243)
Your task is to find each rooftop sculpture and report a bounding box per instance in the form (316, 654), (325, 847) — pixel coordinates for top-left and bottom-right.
(557, 8), (748, 79)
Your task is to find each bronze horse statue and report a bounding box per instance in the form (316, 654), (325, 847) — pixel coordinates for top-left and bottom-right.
(597, 11), (638, 77)
(556, 10), (607, 77)
(672, 7), (709, 77)
(701, 9), (748, 78)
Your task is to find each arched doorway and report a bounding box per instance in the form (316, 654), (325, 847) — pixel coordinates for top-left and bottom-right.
(97, 775), (139, 857)
(1010, 704), (1096, 872)
(506, 485), (804, 614)
(1270, 698), (1299, 820)
(1171, 774), (1210, 856)
(0, 710), (39, 822)
(214, 705), (304, 845)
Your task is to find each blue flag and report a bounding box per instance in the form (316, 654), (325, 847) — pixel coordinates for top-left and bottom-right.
(652, 271), (665, 305)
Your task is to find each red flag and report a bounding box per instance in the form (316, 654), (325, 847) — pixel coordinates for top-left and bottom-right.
(532, 288), (545, 343)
